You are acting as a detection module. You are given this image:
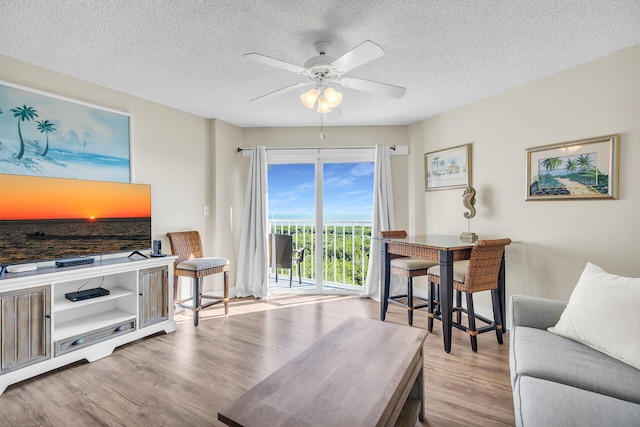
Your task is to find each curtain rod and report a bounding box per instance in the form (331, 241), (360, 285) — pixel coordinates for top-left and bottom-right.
(236, 145), (396, 153)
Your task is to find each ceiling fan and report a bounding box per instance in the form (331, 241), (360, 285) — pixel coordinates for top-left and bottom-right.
(244, 40), (406, 113)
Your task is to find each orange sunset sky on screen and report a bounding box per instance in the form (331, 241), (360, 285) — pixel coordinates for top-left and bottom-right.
(1, 175), (151, 220)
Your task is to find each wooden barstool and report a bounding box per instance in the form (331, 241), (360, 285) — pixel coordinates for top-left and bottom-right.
(381, 230), (439, 326)
(427, 238), (511, 351)
(166, 231), (229, 327)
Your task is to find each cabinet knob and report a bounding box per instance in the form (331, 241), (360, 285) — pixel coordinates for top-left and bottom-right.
(45, 314), (51, 319)
(114, 325), (127, 332)
(72, 339), (84, 346)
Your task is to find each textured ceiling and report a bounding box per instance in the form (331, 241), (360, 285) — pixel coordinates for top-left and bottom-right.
(1, 1), (640, 128)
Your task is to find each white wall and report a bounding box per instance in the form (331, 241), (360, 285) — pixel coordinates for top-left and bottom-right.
(211, 119), (244, 289)
(409, 45), (640, 311)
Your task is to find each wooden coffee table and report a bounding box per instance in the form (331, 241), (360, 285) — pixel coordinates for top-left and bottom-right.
(218, 316), (427, 427)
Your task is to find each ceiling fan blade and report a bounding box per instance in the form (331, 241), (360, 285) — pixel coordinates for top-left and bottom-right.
(251, 82), (312, 102)
(339, 77), (406, 98)
(243, 53), (306, 74)
(331, 40), (385, 73)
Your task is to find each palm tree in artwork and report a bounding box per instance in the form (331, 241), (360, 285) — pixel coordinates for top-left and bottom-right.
(576, 154), (593, 172)
(565, 158), (578, 173)
(36, 120), (56, 157)
(541, 157), (562, 174)
(10, 105), (39, 160)
(431, 156), (440, 175)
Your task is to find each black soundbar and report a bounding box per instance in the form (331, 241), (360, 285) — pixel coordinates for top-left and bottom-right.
(65, 287), (110, 302)
(55, 257), (95, 267)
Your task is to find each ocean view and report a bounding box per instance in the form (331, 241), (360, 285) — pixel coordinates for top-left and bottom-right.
(0, 218), (151, 265)
(269, 213), (372, 222)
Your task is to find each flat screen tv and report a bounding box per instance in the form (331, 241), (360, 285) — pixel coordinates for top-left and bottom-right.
(0, 174), (151, 266)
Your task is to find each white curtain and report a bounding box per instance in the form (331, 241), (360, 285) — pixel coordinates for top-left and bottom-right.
(360, 145), (401, 300)
(235, 146), (269, 298)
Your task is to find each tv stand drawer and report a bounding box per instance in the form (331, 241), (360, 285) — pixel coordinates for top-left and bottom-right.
(55, 320), (135, 356)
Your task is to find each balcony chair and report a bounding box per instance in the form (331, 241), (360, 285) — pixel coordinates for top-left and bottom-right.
(426, 238), (511, 352)
(380, 230), (438, 326)
(269, 233), (305, 287)
(166, 231), (229, 327)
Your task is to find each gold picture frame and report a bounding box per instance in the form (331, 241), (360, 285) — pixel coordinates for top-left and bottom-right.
(424, 143), (472, 191)
(526, 134), (619, 200)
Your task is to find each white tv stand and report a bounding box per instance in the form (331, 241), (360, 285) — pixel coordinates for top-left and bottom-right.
(0, 255), (177, 395)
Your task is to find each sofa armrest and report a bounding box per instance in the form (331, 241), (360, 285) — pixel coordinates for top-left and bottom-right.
(510, 295), (567, 330)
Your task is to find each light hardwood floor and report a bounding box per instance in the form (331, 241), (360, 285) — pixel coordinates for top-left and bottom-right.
(0, 295), (515, 426)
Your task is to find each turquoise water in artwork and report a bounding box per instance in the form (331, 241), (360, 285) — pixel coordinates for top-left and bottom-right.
(0, 144), (130, 182)
(46, 148), (129, 169)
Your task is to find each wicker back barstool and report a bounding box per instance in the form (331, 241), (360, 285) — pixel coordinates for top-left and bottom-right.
(166, 231), (229, 326)
(427, 238), (511, 352)
(380, 230), (439, 326)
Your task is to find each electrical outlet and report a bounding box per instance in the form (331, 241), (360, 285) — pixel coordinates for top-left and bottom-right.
(203, 205), (210, 216)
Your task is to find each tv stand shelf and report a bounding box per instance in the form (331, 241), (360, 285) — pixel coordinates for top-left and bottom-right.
(0, 255), (176, 395)
(54, 287), (134, 311)
(54, 308), (137, 341)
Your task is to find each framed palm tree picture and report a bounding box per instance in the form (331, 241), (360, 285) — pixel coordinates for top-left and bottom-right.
(526, 134), (619, 200)
(424, 143), (472, 191)
(0, 80), (131, 183)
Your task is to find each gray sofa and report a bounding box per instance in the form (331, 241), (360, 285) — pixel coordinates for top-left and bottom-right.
(509, 295), (640, 426)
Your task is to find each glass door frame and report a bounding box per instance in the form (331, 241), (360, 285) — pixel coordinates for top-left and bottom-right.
(267, 148), (375, 294)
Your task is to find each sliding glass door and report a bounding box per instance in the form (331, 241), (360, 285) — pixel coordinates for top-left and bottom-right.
(322, 162), (373, 290)
(267, 162), (316, 289)
(267, 149), (374, 293)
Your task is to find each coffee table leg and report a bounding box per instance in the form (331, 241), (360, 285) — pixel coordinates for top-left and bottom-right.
(417, 366), (424, 421)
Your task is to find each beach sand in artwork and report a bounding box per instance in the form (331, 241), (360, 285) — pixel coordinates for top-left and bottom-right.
(556, 178), (601, 195)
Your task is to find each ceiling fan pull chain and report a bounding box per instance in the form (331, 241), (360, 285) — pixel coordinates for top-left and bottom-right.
(319, 113), (326, 139)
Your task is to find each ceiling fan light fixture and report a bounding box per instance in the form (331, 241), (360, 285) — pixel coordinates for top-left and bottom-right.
(324, 87), (342, 108)
(246, 40), (407, 116)
(300, 88), (319, 109)
(316, 95), (332, 113)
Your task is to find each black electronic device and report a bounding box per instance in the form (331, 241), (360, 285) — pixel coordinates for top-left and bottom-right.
(150, 239), (166, 257)
(55, 257), (95, 267)
(65, 287), (110, 302)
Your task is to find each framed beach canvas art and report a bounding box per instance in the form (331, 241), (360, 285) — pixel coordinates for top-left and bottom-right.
(526, 134), (619, 200)
(0, 80), (131, 182)
(424, 143), (472, 191)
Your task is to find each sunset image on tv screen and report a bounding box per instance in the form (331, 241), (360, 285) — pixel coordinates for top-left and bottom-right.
(0, 174), (152, 264)
(1, 174), (150, 220)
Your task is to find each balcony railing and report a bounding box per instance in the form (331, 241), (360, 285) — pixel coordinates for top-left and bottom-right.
(269, 219), (373, 289)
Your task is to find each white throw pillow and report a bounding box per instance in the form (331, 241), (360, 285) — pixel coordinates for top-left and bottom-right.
(548, 262), (640, 369)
